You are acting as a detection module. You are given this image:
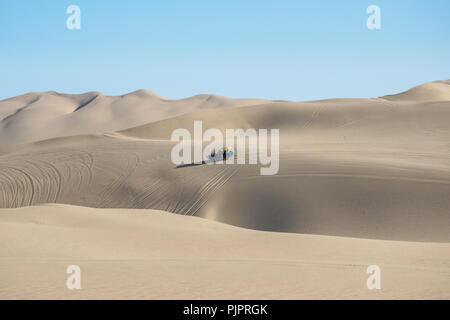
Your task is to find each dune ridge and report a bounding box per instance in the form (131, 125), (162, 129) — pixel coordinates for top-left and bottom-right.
(0, 90), (268, 145)
(382, 80), (450, 101)
(1, 81), (449, 241)
(2, 80), (449, 146)
(1, 80), (450, 299)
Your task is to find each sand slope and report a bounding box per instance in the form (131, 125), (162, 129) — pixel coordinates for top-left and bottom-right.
(1, 84), (449, 241)
(382, 81), (450, 101)
(1, 204), (449, 299)
(1, 135), (449, 242)
(1, 81), (450, 299)
(2, 80), (448, 145)
(0, 90), (268, 145)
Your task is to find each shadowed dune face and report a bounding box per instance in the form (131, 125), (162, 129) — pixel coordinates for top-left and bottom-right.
(197, 163), (450, 242)
(3, 82), (450, 300)
(1, 82), (450, 242)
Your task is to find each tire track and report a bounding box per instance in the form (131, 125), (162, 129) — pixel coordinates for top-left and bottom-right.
(302, 104), (323, 130)
(183, 166), (240, 216)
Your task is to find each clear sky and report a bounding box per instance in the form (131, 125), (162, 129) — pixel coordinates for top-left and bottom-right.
(1, 0), (449, 101)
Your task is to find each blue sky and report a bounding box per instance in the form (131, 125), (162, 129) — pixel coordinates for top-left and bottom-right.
(1, 0), (449, 100)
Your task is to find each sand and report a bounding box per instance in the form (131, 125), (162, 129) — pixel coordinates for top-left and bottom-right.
(0, 90), (268, 145)
(0, 80), (449, 299)
(1, 204), (449, 299)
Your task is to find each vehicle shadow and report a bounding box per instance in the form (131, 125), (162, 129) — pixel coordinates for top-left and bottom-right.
(175, 161), (207, 168)
(175, 153), (233, 169)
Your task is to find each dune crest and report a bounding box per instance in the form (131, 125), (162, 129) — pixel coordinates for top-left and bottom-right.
(2, 80), (449, 145)
(1, 81), (449, 241)
(0, 90), (269, 145)
(382, 80), (450, 101)
(1, 80), (450, 299)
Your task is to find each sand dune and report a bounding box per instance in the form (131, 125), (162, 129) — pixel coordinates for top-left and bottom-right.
(2, 80), (448, 145)
(1, 204), (449, 299)
(1, 81), (450, 299)
(0, 136), (449, 242)
(0, 83), (449, 241)
(0, 90), (268, 145)
(382, 80), (450, 101)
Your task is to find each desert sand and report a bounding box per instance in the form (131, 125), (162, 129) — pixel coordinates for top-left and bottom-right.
(0, 80), (449, 299)
(0, 90), (267, 145)
(1, 204), (449, 299)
